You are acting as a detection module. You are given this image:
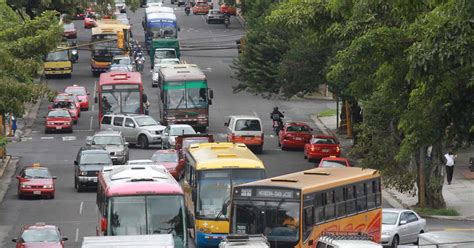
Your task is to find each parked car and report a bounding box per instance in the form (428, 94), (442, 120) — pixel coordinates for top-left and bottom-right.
(74, 147), (112, 192)
(86, 130), (129, 164)
(44, 108), (73, 133)
(304, 135), (341, 162)
(381, 208), (426, 248)
(225, 115), (264, 154)
(151, 149), (182, 179)
(206, 9), (225, 24)
(160, 124), (196, 149)
(100, 114), (166, 149)
(277, 122), (312, 150)
(318, 156), (351, 168)
(219, 3), (236, 16)
(63, 23), (77, 39)
(64, 85), (90, 111)
(16, 163), (56, 199)
(12, 222), (68, 248)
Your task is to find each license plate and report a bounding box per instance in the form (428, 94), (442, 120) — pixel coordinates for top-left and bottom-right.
(33, 191), (41, 195)
(294, 137), (302, 140)
(245, 137), (252, 140)
(56, 126), (62, 129)
(322, 149), (329, 152)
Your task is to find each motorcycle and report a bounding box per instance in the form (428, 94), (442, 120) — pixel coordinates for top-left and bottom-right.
(70, 49), (79, 63)
(224, 15), (230, 28)
(185, 6), (190, 16)
(273, 119), (284, 135)
(135, 59), (144, 72)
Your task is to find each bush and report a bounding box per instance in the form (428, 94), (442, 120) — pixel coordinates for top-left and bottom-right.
(414, 207), (460, 216)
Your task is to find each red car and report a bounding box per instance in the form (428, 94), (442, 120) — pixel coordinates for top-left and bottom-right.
(151, 149), (182, 180)
(52, 93), (81, 117)
(44, 108), (73, 133)
(64, 85), (90, 111)
(84, 13), (97, 28)
(193, 1), (210, 15)
(220, 3), (236, 16)
(278, 122), (312, 150)
(12, 222), (67, 248)
(304, 135), (341, 162)
(318, 156), (350, 168)
(16, 164), (56, 199)
(49, 101), (79, 124)
(63, 23), (77, 39)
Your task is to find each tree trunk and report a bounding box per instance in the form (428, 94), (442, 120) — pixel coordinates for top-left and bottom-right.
(423, 142), (446, 208)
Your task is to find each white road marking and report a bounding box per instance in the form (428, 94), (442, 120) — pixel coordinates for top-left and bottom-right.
(269, 134), (275, 138)
(79, 201), (84, 215)
(62, 136), (76, 141)
(31, 131), (40, 133)
(21, 137), (32, 141)
(75, 228), (79, 242)
(89, 116), (93, 131)
(40, 136), (54, 140)
(92, 81), (97, 111)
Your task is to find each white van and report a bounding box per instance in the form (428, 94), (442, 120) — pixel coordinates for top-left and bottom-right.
(225, 115), (264, 154)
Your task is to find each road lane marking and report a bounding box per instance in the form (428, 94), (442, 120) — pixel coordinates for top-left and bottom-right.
(75, 228), (79, 242)
(79, 201), (84, 215)
(40, 137), (54, 140)
(62, 136), (76, 141)
(92, 81), (97, 111)
(89, 116), (93, 131)
(21, 137), (32, 141)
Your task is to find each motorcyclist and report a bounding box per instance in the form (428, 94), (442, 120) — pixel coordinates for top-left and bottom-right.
(270, 107), (284, 126)
(135, 53), (145, 72)
(224, 13), (230, 27)
(185, 1), (191, 14)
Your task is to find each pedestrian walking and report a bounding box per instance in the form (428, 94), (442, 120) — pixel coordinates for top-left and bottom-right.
(444, 151), (456, 185)
(12, 115), (17, 136)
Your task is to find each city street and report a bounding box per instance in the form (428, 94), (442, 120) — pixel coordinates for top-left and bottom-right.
(0, 2), (472, 247)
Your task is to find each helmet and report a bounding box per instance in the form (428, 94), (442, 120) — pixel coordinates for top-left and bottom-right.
(274, 107), (279, 111)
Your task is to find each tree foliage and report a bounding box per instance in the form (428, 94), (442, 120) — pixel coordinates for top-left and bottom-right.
(233, 0), (473, 208)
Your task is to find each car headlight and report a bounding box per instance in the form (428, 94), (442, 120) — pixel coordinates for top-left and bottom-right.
(47, 122), (55, 125)
(80, 171), (87, 176)
(72, 50), (78, 55)
(21, 184), (30, 188)
(115, 150), (124, 156)
(43, 185), (53, 189)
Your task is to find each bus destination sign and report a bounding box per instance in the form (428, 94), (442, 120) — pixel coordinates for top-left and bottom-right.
(256, 189), (297, 199)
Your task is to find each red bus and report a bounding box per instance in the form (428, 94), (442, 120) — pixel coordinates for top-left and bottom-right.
(96, 164), (189, 248)
(96, 72), (146, 121)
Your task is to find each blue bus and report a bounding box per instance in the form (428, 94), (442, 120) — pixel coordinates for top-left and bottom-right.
(145, 12), (178, 46)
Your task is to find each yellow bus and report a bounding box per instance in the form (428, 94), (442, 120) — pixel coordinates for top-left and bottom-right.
(44, 43), (72, 78)
(90, 20), (130, 76)
(182, 142), (266, 248)
(230, 167), (382, 248)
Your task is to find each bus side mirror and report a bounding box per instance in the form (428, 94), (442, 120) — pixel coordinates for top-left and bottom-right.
(94, 96), (98, 104)
(221, 203), (227, 216)
(209, 89), (214, 99)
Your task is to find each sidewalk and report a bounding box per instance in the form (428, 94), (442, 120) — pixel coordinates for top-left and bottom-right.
(313, 110), (474, 220)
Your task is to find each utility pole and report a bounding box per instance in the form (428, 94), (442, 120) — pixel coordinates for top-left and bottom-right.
(418, 147), (426, 208)
(345, 100), (353, 138)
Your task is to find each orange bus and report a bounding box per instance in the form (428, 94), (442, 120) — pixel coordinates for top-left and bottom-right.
(229, 167), (382, 248)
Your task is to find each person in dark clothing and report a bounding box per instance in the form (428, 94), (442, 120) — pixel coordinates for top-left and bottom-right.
(270, 107), (284, 124)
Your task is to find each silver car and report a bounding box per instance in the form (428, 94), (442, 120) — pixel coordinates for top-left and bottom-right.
(86, 130), (129, 165)
(382, 208), (426, 248)
(206, 9), (225, 24)
(160, 124), (196, 149)
(100, 114), (166, 149)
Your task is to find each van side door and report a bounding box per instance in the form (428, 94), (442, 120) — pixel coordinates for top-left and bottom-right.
(123, 117), (137, 143)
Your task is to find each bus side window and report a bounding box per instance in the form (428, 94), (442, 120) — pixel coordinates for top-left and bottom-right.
(185, 157), (191, 182)
(335, 188), (345, 217)
(346, 185), (356, 215)
(356, 183), (367, 212)
(314, 193), (325, 223)
(376, 179), (382, 206)
(303, 194), (315, 241)
(367, 180), (376, 209)
(325, 191), (335, 220)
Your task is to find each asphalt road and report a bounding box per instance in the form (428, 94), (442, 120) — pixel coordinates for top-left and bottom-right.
(0, 2), (472, 247)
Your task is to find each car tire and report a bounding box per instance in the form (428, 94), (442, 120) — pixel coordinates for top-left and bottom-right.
(391, 235), (399, 248)
(138, 135), (149, 149)
(254, 145), (263, 154)
(77, 184), (83, 192)
(277, 140), (281, 147)
(45, 129), (49, 134)
(74, 120), (78, 124)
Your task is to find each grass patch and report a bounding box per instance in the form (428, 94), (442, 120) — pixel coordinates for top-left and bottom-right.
(318, 109), (337, 117)
(414, 207), (460, 216)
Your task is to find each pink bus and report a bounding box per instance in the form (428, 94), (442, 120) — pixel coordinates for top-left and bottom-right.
(96, 164), (189, 248)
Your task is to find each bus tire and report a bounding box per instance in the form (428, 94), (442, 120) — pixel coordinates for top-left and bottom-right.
(138, 135), (149, 149)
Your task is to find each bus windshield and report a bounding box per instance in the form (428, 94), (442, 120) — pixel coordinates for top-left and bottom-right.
(165, 83), (208, 109)
(197, 169), (265, 219)
(46, 50), (69, 61)
(108, 195), (186, 247)
(233, 199), (300, 244)
(101, 89), (141, 114)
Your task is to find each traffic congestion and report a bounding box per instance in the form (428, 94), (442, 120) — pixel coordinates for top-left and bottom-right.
(1, 0), (473, 248)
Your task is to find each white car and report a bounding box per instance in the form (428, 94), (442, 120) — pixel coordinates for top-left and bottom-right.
(126, 159), (155, 165)
(160, 124), (196, 149)
(381, 208), (426, 248)
(152, 58), (180, 87)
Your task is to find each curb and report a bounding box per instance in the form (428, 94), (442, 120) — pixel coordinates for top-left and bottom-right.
(0, 156), (11, 177)
(0, 157), (18, 203)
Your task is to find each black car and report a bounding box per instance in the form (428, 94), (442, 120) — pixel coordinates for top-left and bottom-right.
(74, 147), (113, 192)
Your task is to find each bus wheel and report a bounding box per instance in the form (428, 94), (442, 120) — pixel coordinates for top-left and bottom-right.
(138, 135), (149, 149)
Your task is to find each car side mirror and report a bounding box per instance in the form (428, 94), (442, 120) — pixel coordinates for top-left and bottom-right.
(74, 161), (78, 165)
(62, 237), (68, 241)
(209, 89), (214, 99)
(94, 96), (97, 104)
(16, 176), (21, 180)
(12, 238), (17, 243)
(125, 142), (129, 146)
(224, 122), (228, 127)
(399, 220), (407, 225)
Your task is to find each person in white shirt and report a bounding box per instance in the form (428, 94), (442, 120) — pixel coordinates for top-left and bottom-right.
(444, 152), (456, 185)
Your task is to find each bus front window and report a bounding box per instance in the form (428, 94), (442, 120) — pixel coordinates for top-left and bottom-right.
(187, 88), (208, 108)
(109, 196), (147, 235)
(166, 88), (208, 109)
(197, 171), (231, 219)
(234, 200), (300, 244)
(102, 90), (141, 114)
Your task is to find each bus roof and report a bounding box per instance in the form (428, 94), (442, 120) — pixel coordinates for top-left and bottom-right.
(159, 64), (206, 82)
(100, 164), (183, 197)
(91, 21), (130, 35)
(147, 12), (177, 20)
(187, 142), (265, 171)
(99, 72), (142, 85)
(146, 6), (174, 14)
(235, 167), (379, 194)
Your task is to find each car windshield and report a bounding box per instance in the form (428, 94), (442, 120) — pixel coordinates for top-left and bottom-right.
(170, 126), (195, 136)
(24, 168), (52, 179)
(63, 23), (75, 30)
(234, 200), (300, 244)
(151, 153), (178, 163)
(93, 136), (123, 145)
(197, 169), (266, 219)
(320, 160), (347, 168)
(382, 211), (399, 225)
(46, 50), (69, 61)
(235, 120), (261, 131)
(112, 57), (131, 65)
(55, 95), (74, 102)
(48, 110), (70, 118)
(65, 87), (86, 96)
(21, 228), (60, 243)
(311, 137), (337, 144)
(108, 195), (186, 247)
(135, 116), (159, 127)
(80, 153), (112, 165)
(287, 125), (310, 132)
